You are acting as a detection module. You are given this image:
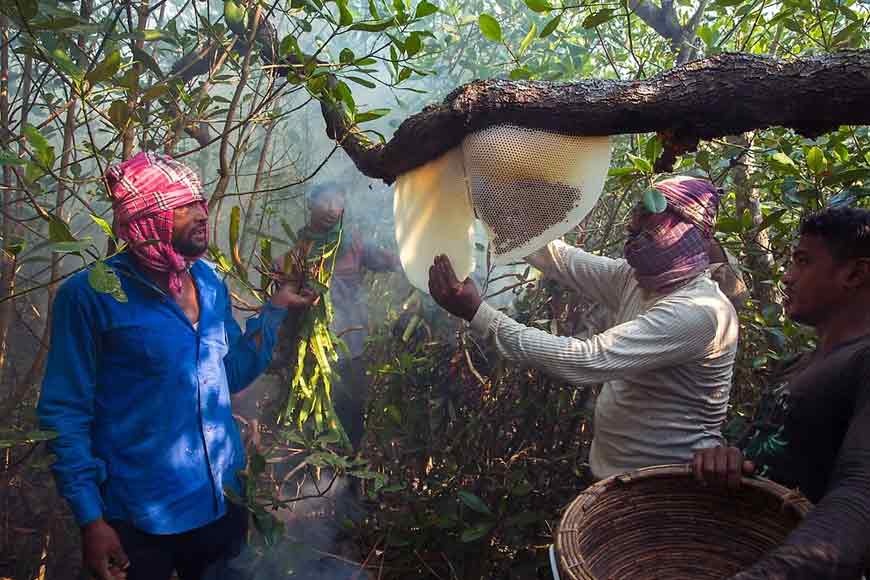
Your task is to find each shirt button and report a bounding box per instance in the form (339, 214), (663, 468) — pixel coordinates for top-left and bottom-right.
(206, 425), (214, 432)
(185, 447), (193, 455)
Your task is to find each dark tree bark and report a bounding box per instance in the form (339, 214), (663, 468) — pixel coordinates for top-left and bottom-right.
(320, 50), (870, 183)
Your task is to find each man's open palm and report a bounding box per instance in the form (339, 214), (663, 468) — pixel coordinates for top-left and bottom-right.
(428, 254), (482, 321)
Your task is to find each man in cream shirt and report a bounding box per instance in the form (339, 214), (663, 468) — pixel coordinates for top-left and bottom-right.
(428, 176), (738, 480)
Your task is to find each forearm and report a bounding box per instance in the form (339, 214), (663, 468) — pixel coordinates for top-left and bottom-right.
(469, 299), (715, 385)
(526, 241), (627, 310)
(225, 302), (289, 393)
(732, 475), (870, 579)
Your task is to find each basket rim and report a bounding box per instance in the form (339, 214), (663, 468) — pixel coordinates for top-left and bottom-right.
(554, 463), (813, 580)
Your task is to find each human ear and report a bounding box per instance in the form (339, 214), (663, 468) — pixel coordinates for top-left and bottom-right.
(845, 258), (870, 290)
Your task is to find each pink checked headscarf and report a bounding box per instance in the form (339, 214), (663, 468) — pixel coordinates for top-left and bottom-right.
(624, 176), (720, 293)
(106, 152), (208, 299)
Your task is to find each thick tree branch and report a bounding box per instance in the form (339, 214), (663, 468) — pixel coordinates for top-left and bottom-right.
(319, 50), (870, 183)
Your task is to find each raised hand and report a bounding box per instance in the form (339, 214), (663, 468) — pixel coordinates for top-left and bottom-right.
(428, 254), (482, 321)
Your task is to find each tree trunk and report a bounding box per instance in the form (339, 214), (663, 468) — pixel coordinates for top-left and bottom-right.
(0, 16), (13, 380)
(122, 0), (149, 160)
(318, 50), (870, 183)
(729, 134), (779, 310)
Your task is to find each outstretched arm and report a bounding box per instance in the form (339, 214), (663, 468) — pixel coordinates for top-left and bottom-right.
(526, 240), (632, 312)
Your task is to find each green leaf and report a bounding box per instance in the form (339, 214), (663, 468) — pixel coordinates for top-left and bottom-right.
(582, 8), (614, 28)
(397, 67), (412, 82)
(280, 219), (298, 244)
(523, 0), (552, 12)
(717, 215), (741, 234)
(6, 239), (26, 256)
(49, 46), (82, 79)
(715, 0), (746, 6)
(131, 46), (164, 79)
(108, 100), (130, 130)
(23, 125), (50, 159)
(88, 260), (127, 305)
(696, 24), (714, 46)
(224, 0), (246, 29)
(346, 76), (376, 89)
(478, 13), (502, 42)
(85, 50), (121, 84)
(643, 188), (667, 213)
(608, 166), (638, 177)
(90, 214), (115, 238)
(355, 108), (390, 123)
(0, 151), (25, 166)
(805, 146), (827, 175)
(0, 430), (57, 449)
(142, 84), (170, 101)
(48, 215), (76, 243)
(13, 0), (38, 21)
(339, 48), (355, 65)
(519, 23), (537, 56)
(23, 123), (55, 172)
(757, 208), (787, 232)
(349, 18), (397, 32)
(335, 81), (356, 111)
(509, 67), (531, 80)
(458, 491), (493, 515)
(822, 168), (870, 186)
(539, 13), (561, 37)
(460, 521), (494, 542)
(50, 240), (92, 254)
(143, 29), (174, 43)
(414, 0), (438, 18)
(751, 355), (768, 369)
(644, 135), (663, 164)
(229, 205), (245, 275)
(628, 154), (652, 174)
(405, 32), (422, 56)
(770, 151), (798, 174)
(279, 34), (301, 58)
(337, 1), (354, 26)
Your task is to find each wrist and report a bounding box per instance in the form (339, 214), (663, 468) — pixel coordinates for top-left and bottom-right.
(465, 297), (482, 321)
(81, 517), (107, 534)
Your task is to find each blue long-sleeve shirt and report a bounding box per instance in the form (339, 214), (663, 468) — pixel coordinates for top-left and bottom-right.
(37, 252), (288, 534)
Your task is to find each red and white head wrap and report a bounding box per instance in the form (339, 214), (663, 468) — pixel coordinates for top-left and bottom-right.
(106, 152), (208, 299)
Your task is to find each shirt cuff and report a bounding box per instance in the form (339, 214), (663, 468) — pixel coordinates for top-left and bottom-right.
(70, 487), (104, 526)
(259, 301), (289, 333)
(470, 302), (501, 337)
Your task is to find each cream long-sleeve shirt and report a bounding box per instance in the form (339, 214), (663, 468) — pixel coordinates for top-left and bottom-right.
(470, 241), (739, 479)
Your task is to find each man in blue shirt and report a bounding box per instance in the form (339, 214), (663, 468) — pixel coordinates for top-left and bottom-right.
(37, 153), (314, 580)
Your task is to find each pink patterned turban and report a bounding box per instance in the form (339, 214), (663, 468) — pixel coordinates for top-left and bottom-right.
(105, 152), (208, 299)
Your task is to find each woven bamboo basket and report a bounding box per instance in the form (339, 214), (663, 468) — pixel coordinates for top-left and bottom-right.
(555, 464), (812, 580)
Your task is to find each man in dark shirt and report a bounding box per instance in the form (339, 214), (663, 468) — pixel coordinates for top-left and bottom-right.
(694, 206), (870, 579)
